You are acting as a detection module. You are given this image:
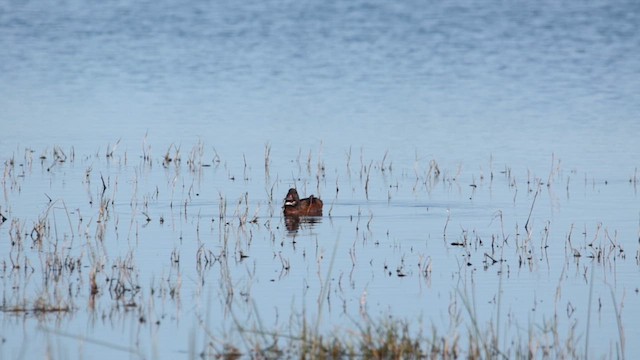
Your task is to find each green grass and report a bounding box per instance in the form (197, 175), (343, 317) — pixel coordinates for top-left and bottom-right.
(195, 311), (599, 359)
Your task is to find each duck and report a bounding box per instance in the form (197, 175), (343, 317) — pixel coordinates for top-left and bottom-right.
(283, 188), (323, 216)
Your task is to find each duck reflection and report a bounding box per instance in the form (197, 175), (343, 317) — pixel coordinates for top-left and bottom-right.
(284, 215), (322, 232)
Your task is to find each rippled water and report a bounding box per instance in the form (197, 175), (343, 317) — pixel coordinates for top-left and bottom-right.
(1, 0), (639, 358)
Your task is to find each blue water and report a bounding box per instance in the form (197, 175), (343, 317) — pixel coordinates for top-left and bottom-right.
(1, 0), (639, 358)
(3, 0), (640, 173)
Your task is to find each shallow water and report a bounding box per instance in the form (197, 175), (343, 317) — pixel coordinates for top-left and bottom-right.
(1, 0), (640, 358)
(2, 145), (638, 359)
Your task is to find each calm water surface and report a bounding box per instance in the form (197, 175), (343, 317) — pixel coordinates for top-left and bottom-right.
(1, 0), (639, 358)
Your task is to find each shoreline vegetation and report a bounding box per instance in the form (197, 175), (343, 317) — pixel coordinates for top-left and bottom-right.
(1, 142), (636, 359)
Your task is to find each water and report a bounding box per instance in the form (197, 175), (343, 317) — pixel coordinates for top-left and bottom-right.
(1, 0), (639, 358)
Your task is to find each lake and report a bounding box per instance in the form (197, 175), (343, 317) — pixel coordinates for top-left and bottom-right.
(1, 0), (639, 358)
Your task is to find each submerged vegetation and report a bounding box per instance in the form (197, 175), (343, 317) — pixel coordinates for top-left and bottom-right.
(0, 141), (638, 359)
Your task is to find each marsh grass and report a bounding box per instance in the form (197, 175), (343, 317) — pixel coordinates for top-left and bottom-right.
(0, 143), (635, 359)
(196, 299), (604, 359)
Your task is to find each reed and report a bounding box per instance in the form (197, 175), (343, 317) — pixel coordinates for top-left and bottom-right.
(609, 287), (626, 360)
(106, 138), (121, 159)
(264, 142), (271, 181)
(0, 142), (633, 359)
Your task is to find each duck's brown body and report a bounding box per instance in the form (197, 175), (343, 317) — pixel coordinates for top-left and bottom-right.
(283, 188), (323, 216)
